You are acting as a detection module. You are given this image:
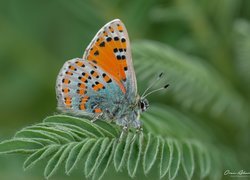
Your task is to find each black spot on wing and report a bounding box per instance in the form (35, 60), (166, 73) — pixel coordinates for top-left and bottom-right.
(94, 50), (99, 56)
(113, 48), (118, 53)
(99, 41), (105, 47)
(116, 55), (121, 60)
(121, 38), (126, 42)
(106, 37), (112, 42)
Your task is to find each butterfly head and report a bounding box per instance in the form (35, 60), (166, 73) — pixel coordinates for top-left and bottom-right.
(139, 98), (149, 112)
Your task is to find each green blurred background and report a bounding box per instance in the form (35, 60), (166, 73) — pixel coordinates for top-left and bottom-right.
(0, 0), (250, 179)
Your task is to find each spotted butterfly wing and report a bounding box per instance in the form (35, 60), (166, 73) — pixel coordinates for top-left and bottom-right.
(56, 19), (137, 118)
(83, 19), (137, 98)
(56, 58), (124, 117)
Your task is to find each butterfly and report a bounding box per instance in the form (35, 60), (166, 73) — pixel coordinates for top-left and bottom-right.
(56, 19), (168, 135)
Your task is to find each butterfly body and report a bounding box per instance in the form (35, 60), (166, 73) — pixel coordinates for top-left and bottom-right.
(56, 19), (148, 129)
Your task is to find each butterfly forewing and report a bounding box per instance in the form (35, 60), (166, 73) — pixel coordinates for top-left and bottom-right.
(83, 19), (137, 97)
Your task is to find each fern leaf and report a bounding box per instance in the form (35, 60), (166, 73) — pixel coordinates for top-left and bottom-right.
(133, 41), (249, 124)
(0, 114), (224, 179)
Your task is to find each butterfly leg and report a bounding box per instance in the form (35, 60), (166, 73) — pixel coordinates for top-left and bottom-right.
(136, 126), (143, 134)
(131, 120), (143, 143)
(137, 126), (143, 141)
(119, 125), (128, 141)
(105, 109), (116, 123)
(91, 113), (103, 123)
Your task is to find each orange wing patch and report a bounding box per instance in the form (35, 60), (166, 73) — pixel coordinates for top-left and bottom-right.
(77, 82), (87, 95)
(94, 108), (102, 113)
(62, 88), (70, 93)
(75, 60), (85, 67)
(79, 96), (89, 110)
(117, 24), (123, 32)
(62, 78), (71, 85)
(64, 97), (72, 108)
(92, 81), (104, 91)
(83, 21), (129, 94)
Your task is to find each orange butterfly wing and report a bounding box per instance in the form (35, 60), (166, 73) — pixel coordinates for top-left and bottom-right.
(83, 19), (137, 95)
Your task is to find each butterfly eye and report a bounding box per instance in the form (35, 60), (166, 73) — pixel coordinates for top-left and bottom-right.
(140, 102), (145, 110)
(139, 99), (149, 112)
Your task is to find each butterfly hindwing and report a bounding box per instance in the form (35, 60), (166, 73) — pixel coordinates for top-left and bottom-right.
(83, 19), (137, 98)
(56, 58), (124, 117)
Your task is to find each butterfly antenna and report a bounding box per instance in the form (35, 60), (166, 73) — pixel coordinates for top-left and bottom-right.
(141, 72), (164, 97)
(141, 84), (169, 99)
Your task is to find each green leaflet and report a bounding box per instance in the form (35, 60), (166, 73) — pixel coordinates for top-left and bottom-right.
(168, 139), (182, 180)
(197, 144), (211, 179)
(143, 134), (160, 174)
(84, 138), (110, 177)
(25, 124), (77, 141)
(44, 144), (67, 179)
(16, 129), (72, 144)
(44, 115), (106, 137)
(92, 139), (116, 180)
(65, 139), (95, 174)
(181, 142), (195, 180)
(15, 129), (63, 144)
(127, 134), (143, 178)
(23, 145), (60, 170)
(113, 133), (134, 172)
(0, 138), (43, 154)
(159, 137), (173, 178)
